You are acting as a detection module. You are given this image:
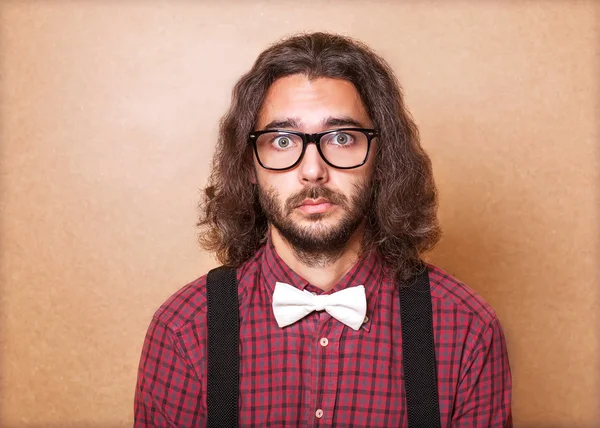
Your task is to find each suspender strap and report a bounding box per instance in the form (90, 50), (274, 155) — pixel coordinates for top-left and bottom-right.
(206, 266), (239, 428)
(399, 266), (441, 428)
(206, 265), (441, 428)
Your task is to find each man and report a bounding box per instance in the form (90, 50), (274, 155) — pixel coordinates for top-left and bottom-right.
(134, 32), (512, 427)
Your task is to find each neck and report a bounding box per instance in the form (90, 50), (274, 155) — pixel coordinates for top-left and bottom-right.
(270, 225), (365, 292)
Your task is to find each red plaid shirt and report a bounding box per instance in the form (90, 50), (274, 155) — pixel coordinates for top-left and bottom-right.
(135, 241), (512, 427)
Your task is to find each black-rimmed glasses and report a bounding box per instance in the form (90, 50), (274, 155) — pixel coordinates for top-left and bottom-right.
(249, 128), (377, 171)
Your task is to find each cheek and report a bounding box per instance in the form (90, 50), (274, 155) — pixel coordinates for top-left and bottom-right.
(332, 171), (371, 194)
(256, 170), (296, 198)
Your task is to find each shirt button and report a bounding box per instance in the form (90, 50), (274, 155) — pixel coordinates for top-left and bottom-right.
(319, 337), (329, 347)
(315, 409), (324, 418)
(363, 315), (369, 324)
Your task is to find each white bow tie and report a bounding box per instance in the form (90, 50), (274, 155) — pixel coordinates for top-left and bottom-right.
(272, 282), (367, 331)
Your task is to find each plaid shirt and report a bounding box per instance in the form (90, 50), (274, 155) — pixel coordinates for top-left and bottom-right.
(135, 241), (512, 427)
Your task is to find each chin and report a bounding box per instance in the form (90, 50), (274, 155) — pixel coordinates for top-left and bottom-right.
(298, 219), (344, 236)
(295, 212), (340, 226)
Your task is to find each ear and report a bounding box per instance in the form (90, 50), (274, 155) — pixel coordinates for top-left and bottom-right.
(247, 148), (258, 184)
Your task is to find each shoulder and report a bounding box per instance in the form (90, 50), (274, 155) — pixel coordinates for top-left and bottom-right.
(426, 263), (497, 326)
(152, 274), (209, 333)
(151, 253), (263, 333)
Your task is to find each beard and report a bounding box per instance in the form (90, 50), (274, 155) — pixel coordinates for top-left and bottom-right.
(257, 181), (373, 267)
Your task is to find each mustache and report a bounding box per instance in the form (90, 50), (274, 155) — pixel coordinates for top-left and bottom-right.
(285, 186), (349, 215)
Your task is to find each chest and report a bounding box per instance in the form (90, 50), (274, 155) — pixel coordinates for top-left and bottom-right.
(237, 289), (407, 427)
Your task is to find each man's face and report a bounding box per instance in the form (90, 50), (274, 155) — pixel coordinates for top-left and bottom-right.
(253, 74), (376, 261)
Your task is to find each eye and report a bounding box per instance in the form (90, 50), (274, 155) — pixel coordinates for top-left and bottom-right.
(273, 136), (293, 149)
(333, 132), (353, 145)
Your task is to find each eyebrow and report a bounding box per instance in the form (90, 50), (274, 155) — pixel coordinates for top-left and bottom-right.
(263, 118), (301, 130)
(261, 116), (366, 131)
(323, 116), (365, 128)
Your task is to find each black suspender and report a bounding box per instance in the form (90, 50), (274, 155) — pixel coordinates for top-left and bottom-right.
(206, 266), (441, 428)
(399, 267), (442, 428)
(206, 266), (239, 428)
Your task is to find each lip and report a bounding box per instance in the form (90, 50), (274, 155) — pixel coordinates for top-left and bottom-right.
(298, 198), (330, 207)
(297, 198), (334, 214)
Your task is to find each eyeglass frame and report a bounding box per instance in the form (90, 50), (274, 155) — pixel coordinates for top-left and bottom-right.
(248, 127), (378, 171)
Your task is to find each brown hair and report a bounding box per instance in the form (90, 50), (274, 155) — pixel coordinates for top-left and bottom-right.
(198, 32), (441, 282)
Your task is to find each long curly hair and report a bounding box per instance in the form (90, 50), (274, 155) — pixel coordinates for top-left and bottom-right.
(198, 32), (441, 282)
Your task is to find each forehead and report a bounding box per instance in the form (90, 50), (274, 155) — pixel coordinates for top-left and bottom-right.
(256, 74), (372, 130)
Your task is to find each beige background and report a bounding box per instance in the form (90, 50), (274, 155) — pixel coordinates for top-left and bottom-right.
(1, 1), (598, 427)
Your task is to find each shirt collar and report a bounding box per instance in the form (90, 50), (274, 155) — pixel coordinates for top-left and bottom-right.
(261, 236), (310, 294)
(260, 234), (384, 332)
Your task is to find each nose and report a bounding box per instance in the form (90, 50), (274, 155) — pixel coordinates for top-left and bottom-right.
(298, 144), (328, 184)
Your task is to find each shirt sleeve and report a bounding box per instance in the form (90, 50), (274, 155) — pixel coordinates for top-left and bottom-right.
(452, 317), (513, 427)
(134, 316), (205, 427)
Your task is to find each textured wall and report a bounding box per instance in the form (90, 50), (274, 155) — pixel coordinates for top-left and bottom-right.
(1, 1), (598, 426)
